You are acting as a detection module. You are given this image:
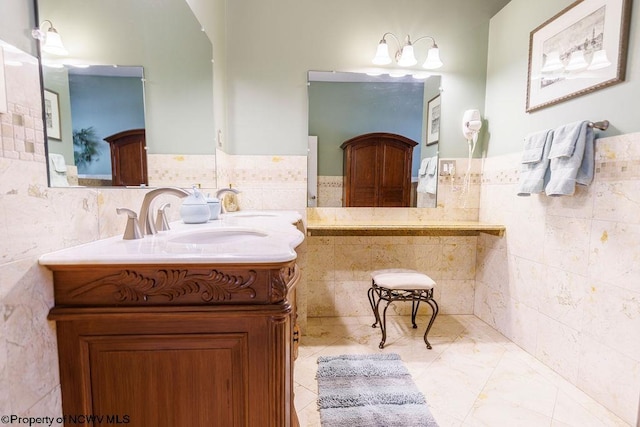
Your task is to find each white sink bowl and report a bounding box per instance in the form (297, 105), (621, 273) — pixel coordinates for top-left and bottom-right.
(221, 210), (302, 225)
(222, 211), (280, 218)
(167, 228), (267, 245)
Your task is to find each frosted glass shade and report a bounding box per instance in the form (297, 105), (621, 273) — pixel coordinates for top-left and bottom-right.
(372, 41), (392, 65)
(422, 47), (442, 69)
(43, 29), (68, 56)
(397, 44), (417, 67)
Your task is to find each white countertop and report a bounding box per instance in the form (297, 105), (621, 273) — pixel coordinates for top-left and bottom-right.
(39, 211), (304, 266)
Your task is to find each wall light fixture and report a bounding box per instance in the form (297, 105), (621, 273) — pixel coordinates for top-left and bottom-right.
(31, 20), (69, 56)
(372, 33), (443, 70)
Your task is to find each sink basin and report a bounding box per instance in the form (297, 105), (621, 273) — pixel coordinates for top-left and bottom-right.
(223, 211), (280, 218)
(167, 228), (268, 245)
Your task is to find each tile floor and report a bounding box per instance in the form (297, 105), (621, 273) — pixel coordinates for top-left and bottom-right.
(294, 315), (631, 427)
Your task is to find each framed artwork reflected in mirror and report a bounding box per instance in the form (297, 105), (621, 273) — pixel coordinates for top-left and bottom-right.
(426, 94), (440, 146)
(44, 89), (61, 140)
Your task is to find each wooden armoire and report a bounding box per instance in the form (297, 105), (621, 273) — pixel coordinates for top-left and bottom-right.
(104, 128), (148, 186)
(341, 133), (417, 207)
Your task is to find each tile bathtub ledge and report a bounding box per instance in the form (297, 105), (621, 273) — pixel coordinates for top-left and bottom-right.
(305, 221), (505, 237)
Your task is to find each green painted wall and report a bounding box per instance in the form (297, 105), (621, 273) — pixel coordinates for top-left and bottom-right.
(226, 0), (511, 158)
(37, 0), (214, 155)
(485, 0), (640, 156)
(0, 0), (36, 54)
(309, 81), (424, 177)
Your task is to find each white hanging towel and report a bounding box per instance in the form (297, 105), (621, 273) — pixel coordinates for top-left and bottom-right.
(417, 156), (438, 195)
(48, 153), (69, 187)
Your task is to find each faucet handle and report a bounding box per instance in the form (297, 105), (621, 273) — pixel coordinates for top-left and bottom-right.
(154, 203), (172, 232)
(116, 208), (144, 240)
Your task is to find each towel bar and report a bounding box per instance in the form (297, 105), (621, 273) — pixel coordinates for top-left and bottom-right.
(588, 120), (609, 130)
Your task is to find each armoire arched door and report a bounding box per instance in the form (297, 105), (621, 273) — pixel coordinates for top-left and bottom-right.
(341, 132), (417, 207)
(104, 128), (148, 186)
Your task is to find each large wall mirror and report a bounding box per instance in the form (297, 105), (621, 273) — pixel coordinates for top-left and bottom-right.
(36, 0), (215, 188)
(307, 71), (441, 208)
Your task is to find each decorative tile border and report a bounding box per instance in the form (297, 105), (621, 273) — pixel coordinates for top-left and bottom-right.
(147, 154), (216, 187)
(482, 133), (640, 184)
(595, 159), (640, 181)
(318, 176), (342, 188)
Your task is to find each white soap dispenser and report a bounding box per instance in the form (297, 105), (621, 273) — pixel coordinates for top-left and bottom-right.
(179, 186), (210, 224)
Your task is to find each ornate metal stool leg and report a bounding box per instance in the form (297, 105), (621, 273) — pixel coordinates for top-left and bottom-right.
(369, 285), (385, 329)
(411, 297), (421, 329)
(422, 296), (439, 350)
(379, 298), (392, 349)
(368, 285), (380, 328)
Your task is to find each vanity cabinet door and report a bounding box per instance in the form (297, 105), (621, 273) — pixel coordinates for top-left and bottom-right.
(53, 309), (294, 427)
(88, 334), (244, 426)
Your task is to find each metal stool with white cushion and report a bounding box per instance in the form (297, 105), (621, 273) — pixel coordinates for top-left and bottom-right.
(368, 269), (439, 349)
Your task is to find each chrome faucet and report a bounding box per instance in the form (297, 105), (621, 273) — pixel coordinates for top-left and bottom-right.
(138, 187), (190, 235)
(215, 187), (241, 213)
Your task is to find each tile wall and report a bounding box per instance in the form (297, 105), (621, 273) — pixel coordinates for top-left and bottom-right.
(476, 132), (640, 425)
(316, 175), (342, 207)
(147, 153), (217, 188)
(1, 47), (59, 418)
(0, 53), (44, 163)
(215, 149), (308, 210)
(304, 159), (484, 325)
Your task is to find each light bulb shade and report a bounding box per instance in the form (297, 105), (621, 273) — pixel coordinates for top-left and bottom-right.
(372, 41), (392, 65)
(422, 47), (443, 69)
(43, 29), (68, 56)
(565, 50), (588, 71)
(540, 51), (563, 73)
(587, 49), (611, 70)
(397, 44), (417, 67)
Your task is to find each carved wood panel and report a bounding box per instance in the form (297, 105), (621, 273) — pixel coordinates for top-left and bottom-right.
(51, 262), (297, 306)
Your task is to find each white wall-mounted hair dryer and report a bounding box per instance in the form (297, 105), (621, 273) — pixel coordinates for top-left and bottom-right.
(462, 109), (482, 142)
(462, 109), (482, 156)
(460, 109), (483, 201)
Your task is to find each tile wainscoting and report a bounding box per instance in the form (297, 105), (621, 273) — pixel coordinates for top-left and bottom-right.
(476, 132), (640, 425)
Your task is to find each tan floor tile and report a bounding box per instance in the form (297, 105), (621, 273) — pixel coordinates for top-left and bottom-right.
(295, 315), (630, 427)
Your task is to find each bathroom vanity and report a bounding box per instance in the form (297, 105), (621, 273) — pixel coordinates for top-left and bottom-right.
(40, 212), (304, 427)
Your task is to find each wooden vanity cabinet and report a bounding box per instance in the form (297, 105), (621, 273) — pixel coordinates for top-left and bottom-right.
(341, 133), (418, 207)
(48, 262), (300, 427)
